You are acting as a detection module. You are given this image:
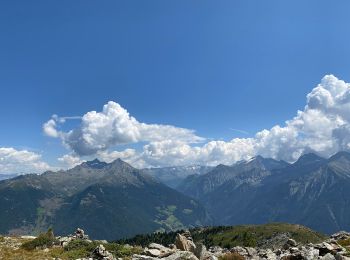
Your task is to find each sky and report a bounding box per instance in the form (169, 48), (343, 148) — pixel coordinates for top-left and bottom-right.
(1, 1), (350, 173)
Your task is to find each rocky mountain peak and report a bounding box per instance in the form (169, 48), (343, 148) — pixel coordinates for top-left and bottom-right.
(328, 151), (350, 162)
(294, 152), (326, 166)
(239, 155), (288, 171)
(81, 159), (108, 169)
(108, 158), (135, 171)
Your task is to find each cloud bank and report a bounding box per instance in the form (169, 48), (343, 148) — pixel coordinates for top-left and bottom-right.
(44, 101), (203, 156)
(45, 75), (350, 168)
(0, 147), (51, 174)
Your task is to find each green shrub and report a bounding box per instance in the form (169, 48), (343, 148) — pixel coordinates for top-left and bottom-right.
(63, 239), (99, 259)
(338, 238), (350, 247)
(104, 243), (142, 258)
(22, 228), (59, 250)
(0, 235), (4, 242)
(64, 239), (98, 252)
(241, 231), (256, 247)
(62, 239), (141, 259)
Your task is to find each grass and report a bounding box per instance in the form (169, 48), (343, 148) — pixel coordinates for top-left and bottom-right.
(0, 226), (141, 260)
(155, 205), (186, 231)
(55, 240), (142, 259)
(118, 222), (326, 249)
(196, 223), (326, 249)
(338, 238), (350, 247)
(338, 238), (350, 256)
(0, 238), (142, 260)
(21, 228), (58, 250)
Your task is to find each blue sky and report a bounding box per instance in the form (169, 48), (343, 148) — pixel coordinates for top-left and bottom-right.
(1, 1), (350, 173)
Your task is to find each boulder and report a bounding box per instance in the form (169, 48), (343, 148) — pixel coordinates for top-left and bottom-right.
(230, 246), (248, 256)
(146, 243), (174, 257)
(163, 251), (199, 260)
(245, 247), (257, 257)
(321, 253), (336, 260)
(315, 242), (345, 256)
(144, 248), (161, 257)
(175, 233), (196, 253)
(58, 236), (73, 247)
(75, 228), (89, 240)
(283, 239), (298, 250)
(331, 232), (350, 241)
(194, 243), (213, 260)
(91, 244), (116, 260)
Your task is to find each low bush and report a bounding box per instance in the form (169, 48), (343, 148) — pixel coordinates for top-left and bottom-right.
(22, 228), (59, 250)
(338, 238), (350, 247)
(104, 243), (142, 258)
(62, 239), (142, 259)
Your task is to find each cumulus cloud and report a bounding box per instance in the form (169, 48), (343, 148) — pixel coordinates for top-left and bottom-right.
(44, 101), (203, 156)
(96, 149), (138, 163)
(43, 119), (59, 138)
(0, 147), (51, 174)
(46, 75), (350, 168)
(57, 154), (84, 169)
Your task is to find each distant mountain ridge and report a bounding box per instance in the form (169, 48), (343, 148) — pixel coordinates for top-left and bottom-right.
(178, 151), (350, 234)
(0, 159), (210, 240)
(2, 152), (350, 238)
(0, 173), (20, 181)
(141, 165), (213, 188)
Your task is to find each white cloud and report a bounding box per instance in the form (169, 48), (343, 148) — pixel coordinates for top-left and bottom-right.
(46, 75), (350, 168)
(0, 147), (51, 174)
(57, 154), (84, 169)
(44, 101), (203, 156)
(43, 119), (59, 138)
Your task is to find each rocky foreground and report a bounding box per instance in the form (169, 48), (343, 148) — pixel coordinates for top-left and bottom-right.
(1, 228), (350, 259)
(132, 230), (350, 260)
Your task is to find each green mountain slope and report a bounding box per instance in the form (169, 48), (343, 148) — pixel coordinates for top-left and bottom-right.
(178, 152), (350, 234)
(118, 223), (326, 249)
(0, 159), (210, 239)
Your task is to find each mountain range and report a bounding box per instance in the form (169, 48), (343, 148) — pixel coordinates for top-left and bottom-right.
(141, 165), (212, 188)
(178, 152), (350, 234)
(0, 159), (210, 240)
(1, 151), (350, 239)
(0, 173), (20, 181)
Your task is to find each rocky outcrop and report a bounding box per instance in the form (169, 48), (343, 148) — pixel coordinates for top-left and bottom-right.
(131, 230), (350, 260)
(90, 244), (116, 260)
(144, 243), (175, 258)
(175, 231), (196, 252)
(57, 227), (91, 247)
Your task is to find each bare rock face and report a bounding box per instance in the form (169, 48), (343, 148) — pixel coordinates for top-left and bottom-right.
(282, 239), (298, 250)
(132, 231), (200, 260)
(144, 243), (174, 258)
(57, 227), (91, 247)
(132, 230), (350, 260)
(75, 228), (89, 240)
(330, 231), (350, 241)
(163, 251), (199, 260)
(91, 244), (116, 260)
(175, 231), (196, 253)
(194, 243), (211, 260)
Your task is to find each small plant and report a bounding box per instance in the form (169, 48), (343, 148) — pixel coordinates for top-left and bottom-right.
(104, 243), (142, 258)
(21, 228), (59, 250)
(241, 231), (256, 247)
(0, 235), (4, 242)
(338, 238), (350, 247)
(61, 239), (142, 259)
(219, 252), (245, 260)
